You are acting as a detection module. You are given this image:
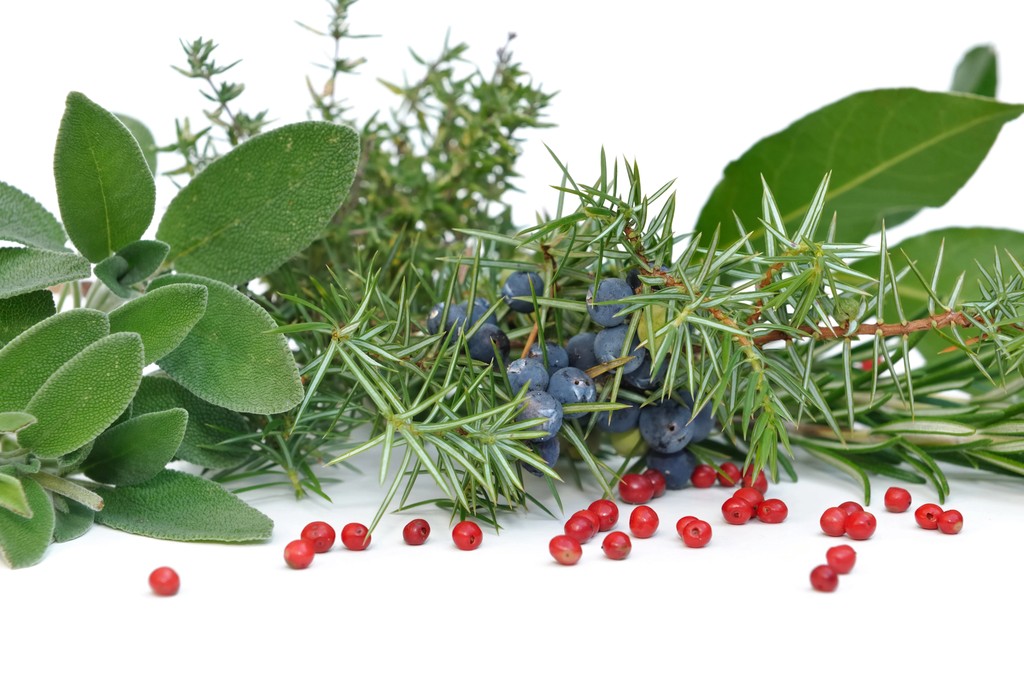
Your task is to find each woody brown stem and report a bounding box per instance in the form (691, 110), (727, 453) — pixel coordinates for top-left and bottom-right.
(752, 309), (976, 347)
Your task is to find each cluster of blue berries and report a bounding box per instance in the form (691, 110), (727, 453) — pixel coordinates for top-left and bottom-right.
(426, 269), (716, 486)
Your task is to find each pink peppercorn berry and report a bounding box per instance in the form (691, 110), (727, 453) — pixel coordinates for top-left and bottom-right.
(883, 486), (912, 513)
(549, 535), (583, 565)
(810, 564), (839, 592)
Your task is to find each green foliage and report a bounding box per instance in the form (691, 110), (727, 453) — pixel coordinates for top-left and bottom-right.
(0, 180), (68, 251)
(0, 247), (91, 298)
(0, 477), (54, 568)
(952, 45), (998, 97)
(82, 408), (188, 485)
(108, 282), (208, 363)
(94, 240), (171, 298)
(0, 291), (55, 346)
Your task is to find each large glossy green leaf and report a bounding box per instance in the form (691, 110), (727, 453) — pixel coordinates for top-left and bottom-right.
(96, 469), (273, 542)
(952, 45), (997, 98)
(82, 408), (187, 485)
(0, 477), (54, 568)
(53, 92), (155, 262)
(694, 89), (1024, 247)
(0, 290), (55, 346)
(156, 121), (359, 285)
(132, 374), (249, 469)
(18, 332), (144, 458)
(0, 308), (109, 411)
(114, 112), (158, 174)
(0, 246), (91, 299)
(0, 471), (31, 517)
(149, 274), (303, 414)
(0, 180), (67, 251)
(108, 283), (208, 363)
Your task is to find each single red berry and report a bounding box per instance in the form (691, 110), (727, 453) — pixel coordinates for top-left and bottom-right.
(741, 468), (769, 494)
(572, 509), (602, 539)
(810, 564), (839, 592)
(717, 462), (741, 487)
(680, 519), (712, 548)
(826, 545), (857, 574)
(300, 521), (336, 553)
(629, 505), (659, 538)
(838, 500), (864, 516)
(883, 486), (912, 513)
(915, 503), (943, 530)
(601, 531), (632, 560)
(148, 566), (180, 596)
(402, 518), (431, 545)
(642, 469), (667, 498)
(756, 498), (788, 524)
(721, 496), (754, 525)
(341, 522), (371, 551)
(675, 515), (698, 537)
(549, 535), (583, 565)
(732, 487), (763, 512)
(564, 514), (597, 544)
(819, 507), (848, 537)
(937, 509), (964, 535)
(588, 499), (619, 531)
(690, 464), (717, 488)
(618, 473), (655, 505)
(283, 539), (316, 569)
(452, 520), (483, 550)
(844, 510), (877, 540)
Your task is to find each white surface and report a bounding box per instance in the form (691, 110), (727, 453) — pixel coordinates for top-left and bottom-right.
(3, 1), (1024, 677)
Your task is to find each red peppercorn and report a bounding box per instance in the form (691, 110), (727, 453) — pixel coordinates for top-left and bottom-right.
(826, 545), (857, 574)
(642, 469), (667, 498)
(564, 514), (597, 544)
(937, 509), (964, 535)
(572, 509), (602, 539)
(629, 505), (659, 538)
(838, 500), (864, 516)
(452, 520), (483, 550)
(402, 518), (431, 545)
(819, 507), (848, 537)
(732, 487), (763, 512)
(148, 566), (180, 596)
(341, 522), (371, 551)
(756, 498), (788, 524)
(601, 531), (632, 560)
(915, 503), (943, 530)
(883, 486), (912, 513)
(741, 468), (769, 494)
(300, 521), (336, 553)
(690, 464), (717, 488)
(679, 519), (712, 548)
(717, 462), (741, 487)
(810, 564), (839, 592)
(588, 499), (619, 531)
(618, 473), (655, 505)
(675, 515), (698, 537)
(283, 539), (316, 569)
(549, 535), (583, 565)
(721, 496), (754, 525)
(844, 510), (877, 540)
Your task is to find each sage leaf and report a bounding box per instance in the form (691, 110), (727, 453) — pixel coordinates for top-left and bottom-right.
(53, 499), (94, 543)
(96, 469), (273, 542)
(0, 477), (54, 568)
(82, 408), (187, 486)
(0, 471), (31, 517)
(150, 274), (303, 414)
(0, 290), (55, 346)
(94, 239), (170, 299)
(0, 180), (67, 251)
(0, 246), (91, 299)
(0, 411), (35, 433)
(114, 113), (158, 174)
(0, 308), (109, 411)
(108, 283), (208, 364)
(156, 121), (359, 285)
(18, 332), (144, 458)
(694, 89), (1024, 247)
(132, 374), (249, 469)
(952, 45), (997, 98)
(53, 92), (155, 262)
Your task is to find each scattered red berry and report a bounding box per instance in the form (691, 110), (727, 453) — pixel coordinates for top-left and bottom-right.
(402, 518), (431, 545)
(601, 531), (632, 560)
(819, 507), (848, 537)
(937, 509), (964, 535)
(838, 500), (864, 516)
(690, 464), (717, 488)
(618, 473), (655, 505)
(283, 539), (316, 569)
(732, 487), (763, 511)
(588, 499), (619, 531)
(564, 514), (597, 543)
(844, 510), (877, 540)
(810, 564), (839, 592)
(148, 566), (180, 596)
(572, 509), (602, 539)
(549, 535), (583, 565)
(883, 486), (912, 513)
(826, 545), (857, 574)
(741, 468), (769, 494)
(452, 520), (483, 551)
(340, 522), (371, 551)
(721, 496), (754, 525)
(756, 498), (788, 524)
(717, 462), (741, 487)
(915, 503), (943, 530)
(300, 521), (336, 553)
(679, 519), (712, 548)
(629, 505), (659, 538)
(642, 469), (667, 498)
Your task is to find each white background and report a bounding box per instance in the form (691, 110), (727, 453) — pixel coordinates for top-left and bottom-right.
(2, 1), (1023, 677)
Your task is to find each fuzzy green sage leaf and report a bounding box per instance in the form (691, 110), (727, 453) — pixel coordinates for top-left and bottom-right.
(0, 290), (56, 346)
(114, 112), (158, 174)
(0, 477), (54, 568)
(0, 471), (31, 517)
(108, 282), (208, 364)
(82, 408), (187, 486)
(52, 499), (95, 543)
(0, 246), (91, 299)
(952, 45), (998, 98)
(0, 180), (67, 251)
(0, 411), (35, 433)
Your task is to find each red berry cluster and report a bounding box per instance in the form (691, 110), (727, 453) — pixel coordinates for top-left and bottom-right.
(676, 515), (712, 548)
(811, 545), (857, 592)
(915, 503), (963, 534)
(719, 471), (788, 526)
(819, 501), (876, 540)
(549, 498), (624, 564)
